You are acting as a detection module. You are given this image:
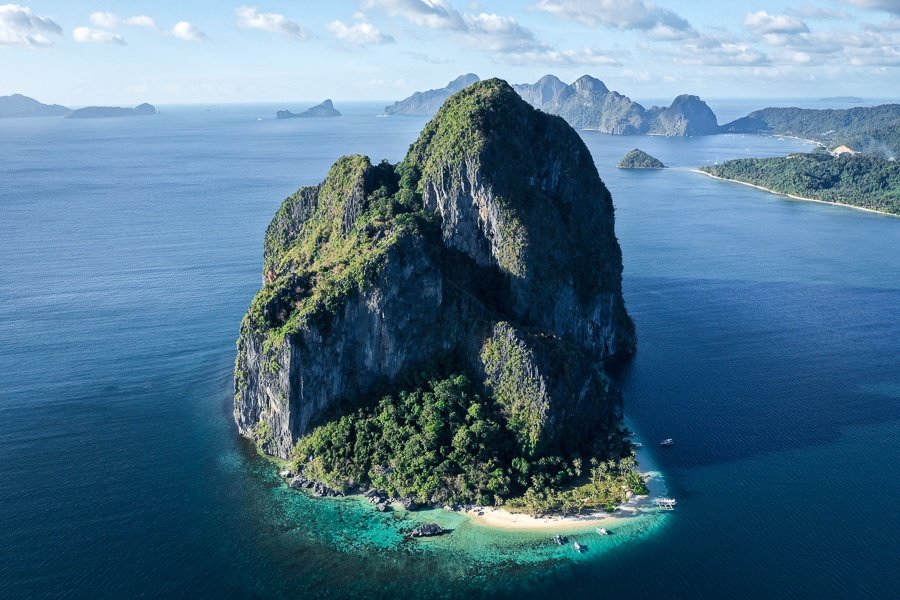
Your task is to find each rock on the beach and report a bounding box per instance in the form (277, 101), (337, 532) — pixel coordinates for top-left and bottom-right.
(410, 523), (445, 537)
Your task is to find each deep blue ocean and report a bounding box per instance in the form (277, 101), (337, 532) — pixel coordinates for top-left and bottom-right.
(1, 101), (898, 599)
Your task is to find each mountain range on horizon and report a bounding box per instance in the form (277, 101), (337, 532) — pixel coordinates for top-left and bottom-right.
(385, 73), (721, 137)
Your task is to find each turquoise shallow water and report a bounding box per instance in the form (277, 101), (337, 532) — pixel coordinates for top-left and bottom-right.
(1, 101), (898, 598)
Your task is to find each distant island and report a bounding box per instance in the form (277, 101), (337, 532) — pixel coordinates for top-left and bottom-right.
(0, 94), (71, 118)
(276, 99), (341, 119)
(618, 149), (666, 169)
(383, 74), (479, 116)
(236, 79), (645, 517)
(67, 103), (157, 119)
(720, 104), (900, 158)
(700, 150), (900, 216)
(385, 73), (720, 137)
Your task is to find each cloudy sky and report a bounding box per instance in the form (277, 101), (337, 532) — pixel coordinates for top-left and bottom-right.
(2, 0), (900, 104)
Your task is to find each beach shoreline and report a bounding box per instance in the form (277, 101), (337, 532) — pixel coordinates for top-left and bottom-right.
(692, 169), (899, 218)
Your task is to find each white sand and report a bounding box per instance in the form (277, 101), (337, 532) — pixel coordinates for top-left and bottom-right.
(694, 169), (899, 218)
(462, 503), (644, 531)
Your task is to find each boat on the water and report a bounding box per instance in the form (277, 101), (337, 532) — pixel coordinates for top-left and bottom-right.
(660, 438), (674, 446)
(596, 527), (610, 535)
(553, 534), (567, 545)
(632, 442), (643, 448)
(654, 498), (677, 510)
(573, 541), (584, 553)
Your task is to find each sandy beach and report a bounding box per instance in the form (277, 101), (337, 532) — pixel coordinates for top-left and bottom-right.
(692, 169), (899, 218)
(462, 502), (645, 531)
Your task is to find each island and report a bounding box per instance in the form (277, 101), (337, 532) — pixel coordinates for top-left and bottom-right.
(276, 99), (341, 119)
(383, 73), (479, 116)
(235, 79), (647, 517)
(387, 73), (720, 136)
(700, 150), (900, 216)
(618, 149), (666, 169)
(720, 104), (900, 158)
(67, 103), (157, 119)
(0, 94), (70, 118)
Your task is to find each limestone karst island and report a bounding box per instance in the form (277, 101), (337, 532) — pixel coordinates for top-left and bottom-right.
(234, 80), (645, 516)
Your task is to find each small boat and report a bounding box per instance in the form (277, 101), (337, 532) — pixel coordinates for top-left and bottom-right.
(553, 534), (567, 545)
(660, 438), (674, 446)
(596, 527), (610, 535)
(632, 442), (643, 448)
(654, 498), (677, 510)
(573, 541), (584, 553)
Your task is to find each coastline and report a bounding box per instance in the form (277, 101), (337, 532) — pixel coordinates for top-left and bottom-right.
(693, 169), (899, 218)
(459, 491), (653, 532)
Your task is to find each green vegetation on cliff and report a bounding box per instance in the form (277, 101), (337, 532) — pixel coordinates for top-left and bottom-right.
(235, 79), (638, 510)
(702, 152), (900, 215)
(292, 375), (644, 510)
(618, 149), (666, 169)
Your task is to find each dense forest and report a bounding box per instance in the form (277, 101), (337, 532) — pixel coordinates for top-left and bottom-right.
(721, 104), (900, 158)
(702, 151), (900, 215)
(291, 375), (646, 514)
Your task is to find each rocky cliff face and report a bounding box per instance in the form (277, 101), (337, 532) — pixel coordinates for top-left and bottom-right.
(647, 94), (719, 136)
(236, 79), (635, 460)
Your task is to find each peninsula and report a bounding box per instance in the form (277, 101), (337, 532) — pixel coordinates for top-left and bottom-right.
(700, 151), (900, 216)
(276, 99), (341, 119)
(235, 79), (644, 515)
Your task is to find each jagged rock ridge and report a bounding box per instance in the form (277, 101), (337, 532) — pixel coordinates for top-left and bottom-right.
(235, 79), (635, 463)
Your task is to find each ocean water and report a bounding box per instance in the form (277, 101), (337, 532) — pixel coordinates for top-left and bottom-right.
(0, 102), (897, 599)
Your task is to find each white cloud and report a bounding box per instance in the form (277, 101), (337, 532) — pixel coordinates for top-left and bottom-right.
(843, 0), (900, 15)
(864, 17), (900, 29)
(89, 11), (118, 29)
(89, 12), (159, 31)
(124, 15), (159, 30)
(170, 21), (207, 42)
(328, 20), (393, 45)
(743, 11), (809, 35)
(676, 32), (770, 66)
(787, 6), (853, 20)
(72, 26), (125, 45)
(235, 6), (307, 39)
(504, 46), (622, 66)
(362, 0), (466, 30)
(0, 4), (61, 47)
(533, 0), (694, 35)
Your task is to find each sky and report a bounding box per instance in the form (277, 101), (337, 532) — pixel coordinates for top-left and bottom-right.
(2, 0), (900, 105)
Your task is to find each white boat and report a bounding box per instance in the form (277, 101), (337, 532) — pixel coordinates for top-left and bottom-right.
(660, 438), (674, 446)
(573, 541), (584, 553)
(632, 442), (643, 448)
(596, 527), (610, 535)
(654, 498), (677, 510)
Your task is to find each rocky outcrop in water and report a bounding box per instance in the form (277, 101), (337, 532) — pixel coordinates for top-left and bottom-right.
(618, 149), (666, 169)
(277, 99), (341, 119)
(234, 79), (635, 461)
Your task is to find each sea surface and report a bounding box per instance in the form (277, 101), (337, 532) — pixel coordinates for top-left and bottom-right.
(1, 101), (898, 599)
